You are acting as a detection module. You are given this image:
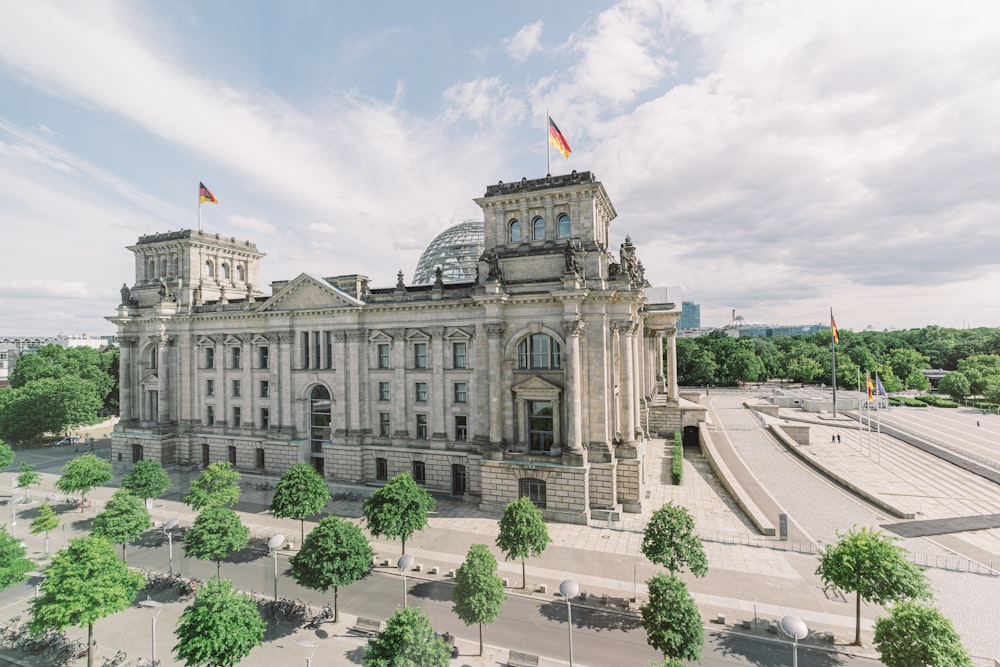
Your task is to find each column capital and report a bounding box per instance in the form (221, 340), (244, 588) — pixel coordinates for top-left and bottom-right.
(276, 332), (294, 343)
(485, 323), (506, 338)
(118, 335), (139, 347)
(561, 319), (585, 337)
(346, 328), (367, 342)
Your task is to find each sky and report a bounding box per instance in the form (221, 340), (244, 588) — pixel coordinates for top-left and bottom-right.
(1, 0), (999, 337)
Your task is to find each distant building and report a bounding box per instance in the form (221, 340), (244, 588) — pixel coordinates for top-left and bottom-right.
(679, 301), (700, 329)
(0, 336), (56, 387)
(723, 314), (825, 339)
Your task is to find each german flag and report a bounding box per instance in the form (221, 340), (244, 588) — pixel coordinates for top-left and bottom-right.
(199, 182), (218, 205)
(867, 374), (874, 402)
(830, 312), (840, 344)
(548, 116), (571, 159)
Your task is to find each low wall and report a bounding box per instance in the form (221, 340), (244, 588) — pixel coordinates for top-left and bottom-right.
(698, 423), (775, 535)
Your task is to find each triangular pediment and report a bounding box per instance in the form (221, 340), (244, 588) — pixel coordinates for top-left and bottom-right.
(257, 274), (364, 313)
(141, 372), (159, 387)
(512, 376), (562, 395)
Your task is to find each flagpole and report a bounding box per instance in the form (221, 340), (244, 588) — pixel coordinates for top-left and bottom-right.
(857, 369), (863, 451)
(831, 308), (837, 417)
(876, 374), (882, 463)
(546, 108), (551, 176)
(198, 179), (203, 232)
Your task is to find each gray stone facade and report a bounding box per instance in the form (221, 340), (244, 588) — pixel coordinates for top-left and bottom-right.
(108, 171), (686, 523)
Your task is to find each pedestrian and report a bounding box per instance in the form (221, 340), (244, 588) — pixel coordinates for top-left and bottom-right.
(831, 434), (836, 443)
(837, 434), (841, 444)
(977, 421), (981, 428)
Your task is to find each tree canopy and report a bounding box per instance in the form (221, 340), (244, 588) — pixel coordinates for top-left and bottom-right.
(0, 439), (13, 470)
(0, 525), (33, 591)
(270, 462), (331, 544)
(183, 504), (249, 578)
(16, 461), (42, 501)
(495, 496), (550, 590)
(873, 600), (972, 667)
(641, 502), (708, 577)
(173, 576), (265, 667)
(184, 462), (241, 511)
(362, 472), (435, 554)
(91, 489), (152, 562)
(29, 503), (59, 556)
(364, 606), (452, 667)
(55, 453), (113, 505)
(289, 516), (372, 623)
(816, 526), (931, 646)
(640, 573), (703, 664)
(121, 459), (172, 500)
(0, 376), (103, 443)
(451, 543), (506, 656)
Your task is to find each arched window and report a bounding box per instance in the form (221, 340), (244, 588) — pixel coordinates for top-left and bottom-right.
(148, 259), (156, 278)
(173, 256), (180, 275)
(149, 346), (158, 370)
(237, 264), (246, 282)
(309, 386), (331, 454)
(222, 263), (230, 280)
(509, 219), (521, 243)
(557, 214), (571, 238)
(205, 260), (214, 278)
(517, 334), (561, 370)
(519, 478), (547, 508)
(532, 217), (545, 241)
(160, 258), (168, 276)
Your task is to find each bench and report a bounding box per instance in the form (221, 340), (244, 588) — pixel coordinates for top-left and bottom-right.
(349, 617), (382, 636)
(508, 650), (539, 667)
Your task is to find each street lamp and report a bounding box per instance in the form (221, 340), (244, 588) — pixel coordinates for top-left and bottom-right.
(559, 579), (579, 667)
(397, 554), (414, 609)
(10, 495), (20, 538)
(779, 615), (808, 667)
(26, 571), (45, 599)
(294, 638), (318, 667)
(139, 599), (163, 666)
(163, 518), (179, 577)
(268, 534), (286, 603)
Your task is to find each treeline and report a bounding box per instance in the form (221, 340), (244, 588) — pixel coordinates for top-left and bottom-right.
(0, 344), (119, 443)
(675, 326), (1000, 394)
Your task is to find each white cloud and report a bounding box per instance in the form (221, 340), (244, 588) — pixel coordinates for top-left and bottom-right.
(442, 77), (527, 126)
(503, 21), (544, 63)
(228, 215), (277, 235)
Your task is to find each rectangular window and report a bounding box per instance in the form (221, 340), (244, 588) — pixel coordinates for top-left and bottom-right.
(379, 381), (390, 401)
(260, 380), (269, 399)
(302, 332), (310, 368)
(260, 407), (270, 430)
(231, 347), (241, 369)
(414, 342), (428, 369)
(232, 379), (241, 398)
(258, 346), (269, 369)
(325, 331), (334, 369)
(452, 464), (467, 495)
(528, 400), (554, 453)
(205, 405), (215, 426)
(256, 448), (265, 469)
(228, 445), (236, 466)
(416, 414), (428, 439)
(412, 460), (426, 484)
(453, 382), (467, 404)
(376, 458), (388, 481)
(453, 341), (467, 369)
(415, 382), (428, 403)
(205, 347), (215, 369)
(377, 343), (390, 369)
(455, 415), (468, 442)
(232, 406), (242, 428)
(379, 412), (391, 437)
(206, 379), (214, 397)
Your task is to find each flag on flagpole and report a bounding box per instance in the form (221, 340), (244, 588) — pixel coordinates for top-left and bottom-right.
(548, 116), (572, 159)
(830, 311), (840, 344)
(875, 373), (887, 396)
(866, 373), (874, 402)
(199, 182), (218, 205)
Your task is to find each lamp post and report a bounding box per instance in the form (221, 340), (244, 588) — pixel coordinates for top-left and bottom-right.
(268, 534), (285, 603)
(10, 495), (19, 538)
(163, 518), (179, 577)
(139, 599), (163, 666)
(397, 554), (414, 609)
(25, 571), (45, 599)
(779, 615), (808, 667)
(294, 638), (318, 667)
(559, 579), (579, 667)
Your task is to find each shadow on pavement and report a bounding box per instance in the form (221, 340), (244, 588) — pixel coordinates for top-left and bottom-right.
(344, 645), (366, 664)
(537, 599), (642, 633)
(712, 630), (848, 666)
(409, 580), (454, 603)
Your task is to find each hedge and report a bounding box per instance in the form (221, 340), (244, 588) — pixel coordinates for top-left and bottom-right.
(914, 395), (959, 408)
(672, 432), (683, 485)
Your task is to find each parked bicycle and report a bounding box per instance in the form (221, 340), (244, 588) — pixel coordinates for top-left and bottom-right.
(101, 649), (127, 667)
(305, 603), (332, 629)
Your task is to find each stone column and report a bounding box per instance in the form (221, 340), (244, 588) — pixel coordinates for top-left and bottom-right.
(562, 319), (585, 453)
(431, 327), (446, 439)
(618, 321), (636, 442)
(156, 332), (172, 424)
(276, 332), (294, 432)
(665, 324), (678, 400)
(119, 336), (137, 422)
(346, 329), (366, 435)
(631, 323), (642, 436)
(485, 323), (505, 445)
(332, 331), (348, 432)
(389, 329), (406, 436)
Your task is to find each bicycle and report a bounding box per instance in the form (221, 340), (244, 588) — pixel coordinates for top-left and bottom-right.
(134, 658), (161, 667)
(101, 649), (127, 667)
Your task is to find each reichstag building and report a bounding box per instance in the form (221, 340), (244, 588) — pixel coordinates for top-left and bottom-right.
(109, 171), (696, 523)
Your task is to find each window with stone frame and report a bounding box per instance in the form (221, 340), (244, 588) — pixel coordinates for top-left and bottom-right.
(376, 457), (388, 481)
(378, 381), (390, 401)
(414, 342), (428, 369)
(230, 346), (241, 369)
(260, 407), (270, 430)
(232, 406), (241, 428)
(258, 345), (269, 369)
(453, 382), (467, 403)
(519, 478), (547, 508)
(412, 460), (426, 484)
(205, 405), (215, 426)
(206, 379), (214, 397)
(415, 414), (428, 439)
(379, 412), (391, 437)
(415, 382), (428, 403)
(557, 213), (571, 238)
(377, 343), (390, 369)
(205, 346), (215, 369)
(452, 341), (467, 369)
(232, 379), (241, 398)
(532, 216), (545, 240)
(260, 380), (269, 399)
(518, 334), (561, 370)
(454, 415), (468, 441)
(509, 219), (521, 243)
(527, 401), (554, 453)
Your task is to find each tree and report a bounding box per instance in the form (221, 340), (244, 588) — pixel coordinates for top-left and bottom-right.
(362, 472), (435, 554)
(938, 371), (971, 401)
(184, 462), (241, 511)
(270, 463), (332, 545)
(364, 606), (451, 667)
(29, 503), (59, 557)
(29, 536), (144, 667)
(16, 461), (41, 501)
(289, 516), (372, 623)
(640, 573), (703, 664)
(873, 600), (973, 667)
(121, 459), (172, 501)
(173, 576), (265, 667)
(816, 526), (931, 646)
(0, 525), (33, 591)
(452, 544), (506, 656)
(91, 489), (151, 562)
(641, 502), (708, 577)
(0, 376), (103, 443)
(183, 504), (250, 578)
(495, 496), (550, 590)
(55, 453), (112, 508)
(0, 439), (13, 470)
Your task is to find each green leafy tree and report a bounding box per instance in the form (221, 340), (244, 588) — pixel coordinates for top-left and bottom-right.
(641, 502), (708, 577)
(0, 525), (33, 591)
(173, 576), (265, 667)
(29, 503), (59, 557)
(452, 544), (506, 656)
(29, 536), (144, 667)
(816, 526), (932, 646)
(184, 462), (241, 511)
(938, 371), (971, 401)
(121, 459), (172, 501)
(183, 504), (250, 578)
(364, 606), (451, 667)
(55, 453), (113, 508)
(873, 600), (973, 667)
(495, 496), (551, 590)
(362, 472), (435, 554)
(91, 489), (152, 562)
(289, 516), (373, 623)
(16, 461), (42, 501)
(640, 573), (703, 664)
(0, 376), (103, 443)
(0, 439), (13, 469)
(270, 462), (332, 544)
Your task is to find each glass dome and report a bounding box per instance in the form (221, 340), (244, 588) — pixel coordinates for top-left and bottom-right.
(412, 220), (485, 285)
